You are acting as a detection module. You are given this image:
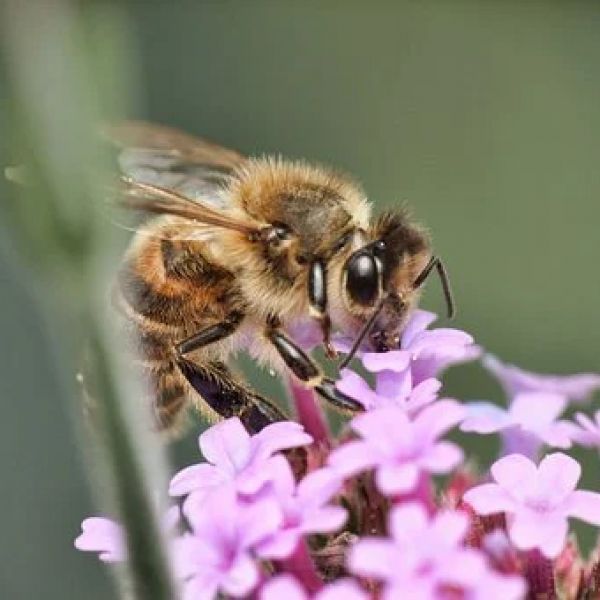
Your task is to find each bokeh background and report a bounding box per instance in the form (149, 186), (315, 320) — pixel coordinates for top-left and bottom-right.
(1, 1), (600, 598)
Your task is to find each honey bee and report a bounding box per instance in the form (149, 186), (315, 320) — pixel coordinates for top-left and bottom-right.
(105, 121), (454, 434)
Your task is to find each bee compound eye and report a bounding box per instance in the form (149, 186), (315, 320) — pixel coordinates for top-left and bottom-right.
(345, 250), (380, 307)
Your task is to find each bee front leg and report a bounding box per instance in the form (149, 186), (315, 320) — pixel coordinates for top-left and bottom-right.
(308, 259), (337, 359)
(265, 318), (362, 414)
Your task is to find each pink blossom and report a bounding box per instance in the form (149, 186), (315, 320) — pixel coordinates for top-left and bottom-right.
(349, 502), (525, 600)
(334, 310), (479, 404)
(569, 410), (600, 449)
(74, 517), (125, 563)
(483, 354), (600, 405)
(177, 486), (282, 599)
(253, 457), (347, 559)
(260, 575), (368, 600)
(463, 453), (600, 558)
(169, 417), (312, 504)
(74, 505), (180, 564)
(328, 401), (464, 495)
(336, 370), (441, 413)
(460, 392), (573, 451)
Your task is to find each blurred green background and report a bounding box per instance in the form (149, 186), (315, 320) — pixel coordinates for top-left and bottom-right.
(1, 1), (600, 598)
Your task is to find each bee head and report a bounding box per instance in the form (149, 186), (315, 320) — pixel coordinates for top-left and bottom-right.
(341, 210), (452, 352)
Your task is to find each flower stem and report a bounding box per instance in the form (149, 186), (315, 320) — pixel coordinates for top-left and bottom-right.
(277, 539), (323, 594)
(523, 549), (556, 599)
(288, 377), (331, 446)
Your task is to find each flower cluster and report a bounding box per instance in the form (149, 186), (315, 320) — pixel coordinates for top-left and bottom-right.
(75, 310), (600, 599)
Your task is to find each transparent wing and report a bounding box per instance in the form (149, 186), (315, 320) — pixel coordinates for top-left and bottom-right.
(102, 120), (247, 208)
(117, 178), (263, 237)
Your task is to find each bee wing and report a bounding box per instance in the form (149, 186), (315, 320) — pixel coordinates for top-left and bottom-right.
(102, 120), (246, 209)
(117, 177), (262, 237)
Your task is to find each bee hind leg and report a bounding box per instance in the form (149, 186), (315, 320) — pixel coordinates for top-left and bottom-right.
(177, 358), (286, 433)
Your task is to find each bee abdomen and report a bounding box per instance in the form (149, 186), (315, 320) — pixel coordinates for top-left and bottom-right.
(154, 378), (188, 431)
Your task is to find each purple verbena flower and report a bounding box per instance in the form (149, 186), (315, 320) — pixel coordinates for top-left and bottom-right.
(247, 456), (347, 560)
(74, 505), (180, 564)
(328, 401), (464, 495)
(463, 453), (600, 558)
(483, 354), (600, 405)
(177, 486), (282, 599)
(75, 517), (125, 563)
(349, 502), (525, 600)
(334, 310), (479, 405)
(169, 417), (312, 505)
(461, 392), (573, 456)
(260, 574), (368, 600)
(336, 369), (441, 413)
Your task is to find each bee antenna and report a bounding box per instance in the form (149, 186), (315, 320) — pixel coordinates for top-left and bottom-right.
(339, 300), (385, 370)
(413, 256), (456, 319)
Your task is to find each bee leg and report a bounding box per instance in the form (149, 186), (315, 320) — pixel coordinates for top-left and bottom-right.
(308, 259), (337, 359)
(175, 312), (244, 357)
(265, 321), (363, 414)
(177, 359), (287, 433)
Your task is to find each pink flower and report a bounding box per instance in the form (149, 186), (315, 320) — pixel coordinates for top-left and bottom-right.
(461, 392), (573, 451)
(74, 517), (125, 563)
(169, 417), (312, 504)
(177, 486), (282, 600)
(463, 453), (600, 558)
(254, 457), (347, 559)
(336, 370), (441, 413)
(569, 410), (600, 449)
(334, 310), (479, 404)
(260, 575), (368, 600)
(328, 401), (464, 495)
(483, 354), (600, 405)
(74, 505), (180, 564)
(349, 502), (525, 600)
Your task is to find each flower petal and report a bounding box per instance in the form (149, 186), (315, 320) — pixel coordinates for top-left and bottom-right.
(460, 402), (513, 434)
(463, 483), (517, 515)
(362, 350), (411, 373)
(413, 400), (465, 442)
(222, 552), (259, 597)
(509, 392), (567, 430)
(490, 454), (537, 491)
(199, 417), (251, 472)
(429, 510), (470, 549)
(328, 440), (378, 477)
(348, 538), (401, 580)
(537, 453), (581, 499)
(182, 576), (219, 600)
(251, 421), (313, 461)
(375, 368), (412, 403)
(419, 441), (463, 473)
(509, 510), (568, 558)
(239, 496), (284, 548)
(566, 490), (600, 526)
(297, 467), (343, 508)
(301, 506), (347, 534)
(376, 462), (420, 495)
(401, 310), (437, 347)
(388, 502), (428, 544)
(317, 579), (369, 600)
(74, 517), (126, 563)
(169, 463), (228, 497)
(336, 369), (377, 410)
(260, 575), (307, 600)
(255, 529), (299, 560)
